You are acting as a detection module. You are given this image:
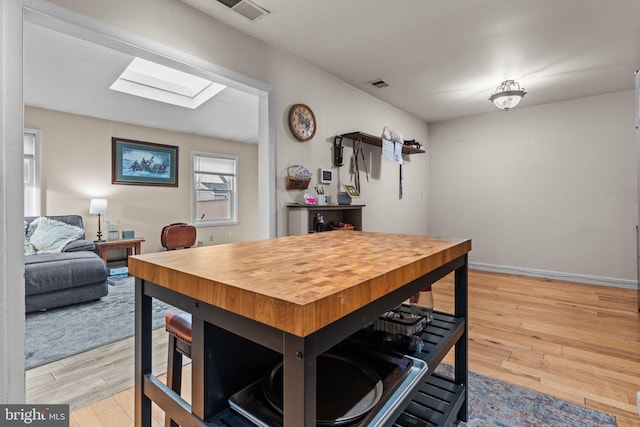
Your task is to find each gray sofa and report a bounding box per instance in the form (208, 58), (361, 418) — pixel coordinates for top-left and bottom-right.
(25, 215), (108, 312)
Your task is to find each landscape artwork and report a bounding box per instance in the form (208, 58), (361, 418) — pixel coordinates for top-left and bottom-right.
(112, 138), (178, 187)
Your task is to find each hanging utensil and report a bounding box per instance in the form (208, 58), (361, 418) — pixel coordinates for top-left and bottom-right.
(399, 164), (403, 199)
(353, 141), (361, 193)
(333, 136), (344, 167)
(350, 146), (356, 182)
(355, 156), (361, 193)
(359, 145), (369, 183)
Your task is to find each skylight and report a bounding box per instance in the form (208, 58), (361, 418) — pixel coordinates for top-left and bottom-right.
(110, 57), (225, 109)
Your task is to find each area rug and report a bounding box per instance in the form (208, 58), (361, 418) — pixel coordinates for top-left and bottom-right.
(434, 364), (617, 427)
(25, 276), (176, 369)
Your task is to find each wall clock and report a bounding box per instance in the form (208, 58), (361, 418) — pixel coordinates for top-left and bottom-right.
(289, 104), (317, 142)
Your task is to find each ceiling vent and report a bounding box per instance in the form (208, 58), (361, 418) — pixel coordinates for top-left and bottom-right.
(216, 0), (270, 21)
(369, 79), (389, 89)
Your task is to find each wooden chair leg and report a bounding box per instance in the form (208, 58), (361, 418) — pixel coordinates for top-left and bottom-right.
(165, 334), (183, 427)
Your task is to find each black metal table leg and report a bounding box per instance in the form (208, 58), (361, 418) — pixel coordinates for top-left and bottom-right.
(191, 316), (216, 421)
(454, 255), (468, 422)
(283, 333), (317, 426)
(135, 278), (153, 427)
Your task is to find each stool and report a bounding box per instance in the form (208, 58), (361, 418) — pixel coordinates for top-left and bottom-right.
(162, 224), (196, 426)
(165, 310), (192, 427)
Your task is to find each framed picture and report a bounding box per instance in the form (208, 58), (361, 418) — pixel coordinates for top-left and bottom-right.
(343, 184), (360, 197)
(112, 137), (178, 187)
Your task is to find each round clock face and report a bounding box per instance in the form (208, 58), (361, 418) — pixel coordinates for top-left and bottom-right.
(289, 104), (316, 142)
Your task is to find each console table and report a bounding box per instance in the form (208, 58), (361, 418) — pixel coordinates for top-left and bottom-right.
(287, 204), (364, 235)
(93, 238), (145, 263)
(130, 231), (471, 427)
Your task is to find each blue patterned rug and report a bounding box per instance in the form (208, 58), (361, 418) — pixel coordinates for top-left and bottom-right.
(25, 276), (176, 369)
(435, 364), (617, 427)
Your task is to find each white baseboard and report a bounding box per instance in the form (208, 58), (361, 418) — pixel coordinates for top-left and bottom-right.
(469, 262), (637, 290)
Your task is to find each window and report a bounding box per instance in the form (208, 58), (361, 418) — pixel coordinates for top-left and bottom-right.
(192, 152), (238, 226)
(24, 129), (41, 217)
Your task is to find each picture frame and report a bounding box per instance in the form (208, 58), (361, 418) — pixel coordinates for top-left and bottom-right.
(343, 184), (360, 197)
(112, 137), (178, 187)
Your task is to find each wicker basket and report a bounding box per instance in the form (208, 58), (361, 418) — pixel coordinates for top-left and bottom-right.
(286, 165), (311, 190)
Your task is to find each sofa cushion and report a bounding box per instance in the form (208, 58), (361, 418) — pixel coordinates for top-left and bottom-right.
(24, 251), (107, 296)
(26, 282), (108, 313)
(62, 239), (95, 252)
(27, 216), (84, 254)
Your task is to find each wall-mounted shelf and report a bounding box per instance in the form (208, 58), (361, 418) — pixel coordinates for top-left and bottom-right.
(340, 131), (425, 155)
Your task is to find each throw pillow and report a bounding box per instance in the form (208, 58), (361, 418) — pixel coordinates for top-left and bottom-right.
(26, 218), (39, 241)
(24, 237), (36, 256)
(28, 217), (84, 254)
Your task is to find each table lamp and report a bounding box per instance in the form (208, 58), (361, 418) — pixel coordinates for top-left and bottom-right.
(89, 198), (108, 242)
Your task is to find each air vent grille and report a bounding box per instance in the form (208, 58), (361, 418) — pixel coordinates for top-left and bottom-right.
(369, 80), (389, 88)
(217, 0), (241, 7)
(216, 0), (269, 21)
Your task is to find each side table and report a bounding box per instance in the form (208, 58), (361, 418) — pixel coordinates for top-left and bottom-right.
(93, 238), (145, 263)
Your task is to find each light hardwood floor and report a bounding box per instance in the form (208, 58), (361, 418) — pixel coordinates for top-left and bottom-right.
(26, 328), (171, 411)
(27, 270), (640, 426)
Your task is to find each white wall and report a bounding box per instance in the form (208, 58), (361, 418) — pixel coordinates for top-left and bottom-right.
(44, 0), (430, 237)
(428, 90), (637, 284)
(270, 48), (429, 235)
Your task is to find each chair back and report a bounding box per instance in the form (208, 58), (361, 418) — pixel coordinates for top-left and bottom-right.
(161, 223), (196, 250)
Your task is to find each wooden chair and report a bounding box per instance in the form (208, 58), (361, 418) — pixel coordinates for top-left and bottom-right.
(160, 222), (196, 250)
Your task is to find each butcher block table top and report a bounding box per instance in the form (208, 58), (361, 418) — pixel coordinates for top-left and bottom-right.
(129, 231), (471, 337)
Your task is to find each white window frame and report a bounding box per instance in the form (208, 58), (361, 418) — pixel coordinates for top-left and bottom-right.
(192, 151), (238, 227)
(24, 128), (41, 217)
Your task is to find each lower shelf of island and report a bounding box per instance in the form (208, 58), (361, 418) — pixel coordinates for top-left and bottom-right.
(397, 373), (466, 427)
(353, 309), (467, 427)
(201, 309), (467, 427)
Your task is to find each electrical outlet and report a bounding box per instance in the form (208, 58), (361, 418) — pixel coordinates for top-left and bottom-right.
(228, 231), (233, 238)
(197, 241), (203, 247)
(209, 235), (213, 241)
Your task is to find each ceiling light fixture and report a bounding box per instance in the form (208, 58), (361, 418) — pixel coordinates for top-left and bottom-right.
(489, 80), (527, 111)
(110, 58), (226, 109)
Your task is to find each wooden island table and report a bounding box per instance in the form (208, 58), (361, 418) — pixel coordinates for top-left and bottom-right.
(130, 231), (471, 427)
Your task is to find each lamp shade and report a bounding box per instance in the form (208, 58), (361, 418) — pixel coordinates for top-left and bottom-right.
(489, 80), (526, 111)
(89, 198), (108, 215)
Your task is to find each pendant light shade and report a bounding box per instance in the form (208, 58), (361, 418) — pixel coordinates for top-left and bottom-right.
(489, 80), (527, 110)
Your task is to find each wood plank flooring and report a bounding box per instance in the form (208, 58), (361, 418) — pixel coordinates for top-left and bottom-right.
(26, 328), (170, 411)
(437, 270), (640, 427)
(27, 270), (640, 426)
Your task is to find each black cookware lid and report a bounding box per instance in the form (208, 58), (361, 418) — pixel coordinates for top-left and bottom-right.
(262, 353), (383, 426)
